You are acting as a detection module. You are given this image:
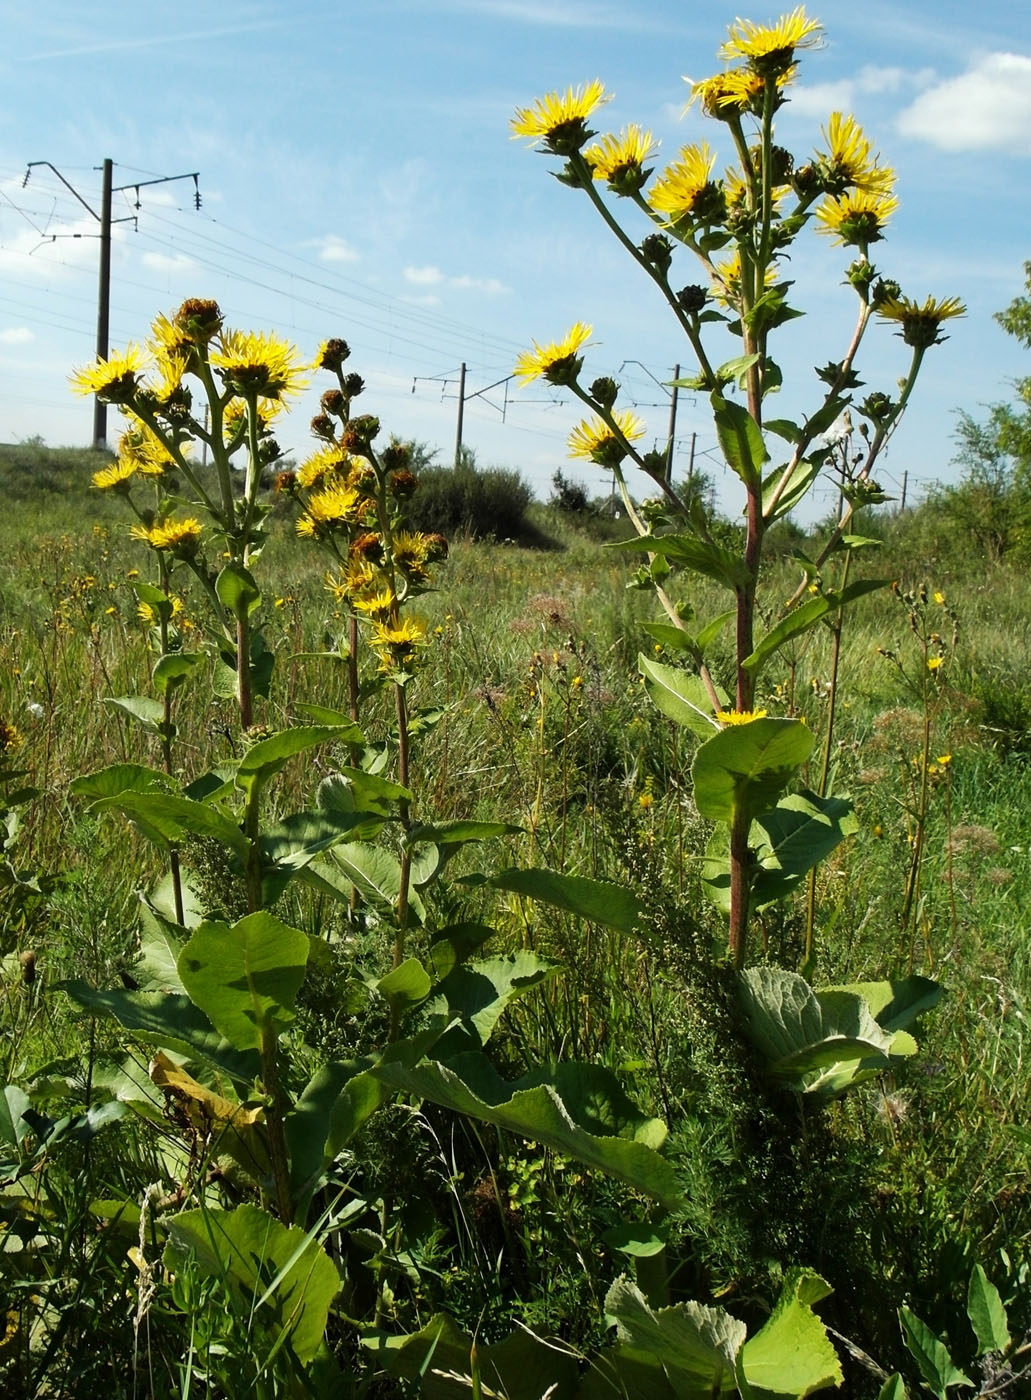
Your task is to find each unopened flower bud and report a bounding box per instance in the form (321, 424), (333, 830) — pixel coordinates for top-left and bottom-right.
(639, 233), (673, 275)
(342, 373), (365, 399)
(311, 414), (336, 441)
(317, 338), (350, 372)
(589, 377), (619, 410)
(677, 285), (709, 314)
(321, 388), (345, 415)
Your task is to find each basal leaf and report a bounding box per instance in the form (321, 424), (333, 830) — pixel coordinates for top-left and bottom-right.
(967, 1265), (1010, 1355)
(899, 1306), (972, 1399)
(739, 1268), (842, 1399)
(164, 1204), (339, 1365)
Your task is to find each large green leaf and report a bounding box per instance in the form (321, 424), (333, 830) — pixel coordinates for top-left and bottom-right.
(57, 981), (260, 1086)
(739, 1269), (842, 1398)
(260, 810), (372, 873)
(103, 695), (169, 737)
(750, 791), (858, 905)
(898, 1306), (972, 1399)
(490, 867), (643, 935)
(638, 656), (721, 737)
(369, 1053), (681, 1207)
(88, 790), (249, 856)
(377, 957), (433, 1016)
(738, 969), (913, 1096)
(692, 719), (813, 824)
(406, 819), (523, 847)
(306, 843), (425, 924)
(236, 726), (356, 803)
(594, 1276), (744, 1398)
(0, 1084), (31, 1149)
(433, 952), (557, 1047)
(317, 766), (412, 816)
(152, 651), (206, 695)
(135, 901), (187, 994)
(364, 1313), (581, 1400)
(824, 976), (941, 1034)
(762, 457), (823, 522)
(178, 911), (310, 1051)
(70, 763), (173, 804)
(164, 1204), (339, 1365)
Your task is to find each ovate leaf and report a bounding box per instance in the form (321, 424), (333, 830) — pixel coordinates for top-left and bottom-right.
(967, 1265), (1010, 1355)
(899, 1306), (972, 1399)
(178, 912), (310, 1051)
(164, 1205), (338, 1365)
(692, 719), (813, 824)
(739, 1269), (842, 1398)
(638, 655), (721, 736)
(490, 867), (642, 935)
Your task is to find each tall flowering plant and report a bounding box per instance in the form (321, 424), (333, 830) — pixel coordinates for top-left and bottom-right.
(513, 7), (963, 969)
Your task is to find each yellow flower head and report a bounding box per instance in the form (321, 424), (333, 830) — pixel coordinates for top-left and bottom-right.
(647, 143), (724, 225)
(926, 655), (943, 672)
(392, 530), (432, 582)
(92, 458), (137, 492)
(568, 409), (646, 468)
(876, 294), (966, 349)
(118, 423), (175, 476)
(70, 344), (148, 403)
(210, 330), (309, 402)
(296, 483), (361, 538)
(817, 113), (894, 196)
(0, 718), (21, 756)
(710, 250), (778, 307)
(514, 322), (593, 387)
(815, 188), (898, 247)
(720, 7), (822, 76)
(130, 516), (204, 556)
(511, 81), (610, 154)
(297, 444), (350, 489)
(138, 594), (184, 626)
(716, 708), (769, 726)
(221, 396), (284, 445)
(351, 587), (397, 618)
(583, 126), (658, 195)
(689, 66), (795, 119)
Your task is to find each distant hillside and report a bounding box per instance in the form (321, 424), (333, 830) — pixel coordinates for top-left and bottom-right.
(0, 439), (113, 503)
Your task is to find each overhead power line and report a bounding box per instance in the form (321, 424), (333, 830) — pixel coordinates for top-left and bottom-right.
(22, 158), (201, 447)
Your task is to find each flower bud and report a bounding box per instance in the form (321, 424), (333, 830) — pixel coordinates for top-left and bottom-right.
(317, 338), (351, 372)
(174, 298), (223, 342)
(676, 285), (709, 314)
(310, 414), (336, 441)
(639, 233), (673, 275)
(589, 376), (620, 410)
(342, 373), (365, 399)
(321, 388), (345, 415)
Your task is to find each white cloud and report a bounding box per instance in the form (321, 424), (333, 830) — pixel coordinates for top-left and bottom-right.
(0, 327), (33, 344)
(141, 250), (196, 273)
(404, 264), (445, 286)
(309, 234), (360, 264)
(897, 53), (1031, 152)
(786, 65), (931, 119)
(404, 264), (510, 295)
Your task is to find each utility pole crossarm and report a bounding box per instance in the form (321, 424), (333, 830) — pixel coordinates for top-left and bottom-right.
(25, 157), (202, 448)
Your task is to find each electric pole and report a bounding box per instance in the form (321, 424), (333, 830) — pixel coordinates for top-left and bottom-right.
(454, 362), (466, 468)
(665, 363), (680, 482)
(25, 158), (201, 449)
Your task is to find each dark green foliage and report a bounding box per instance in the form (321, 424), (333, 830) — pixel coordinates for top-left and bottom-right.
(404, 451), (538, 542)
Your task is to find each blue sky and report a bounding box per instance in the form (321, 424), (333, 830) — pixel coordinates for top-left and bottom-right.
(1, 0), (1029, 521)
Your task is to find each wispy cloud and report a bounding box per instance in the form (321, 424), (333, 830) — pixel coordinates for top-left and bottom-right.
(417, 0), (668, 32)
(403, 264), (510, 295)
(26, 19), (291, 62)
(784, 65), (933, 120)
(141, 251), (196, 273)
(0, 327), (34, 345)
(897, 53), (1031, 152)
(308, 235), (360, 265)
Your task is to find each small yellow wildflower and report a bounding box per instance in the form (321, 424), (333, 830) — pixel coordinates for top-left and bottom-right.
(647, 143), (722, 224)
(567, 409), (646, 466)
(815, 189), (898, 247)
(130, 517), (204, 555)
(716, 708), (769, 725)
(926, 656), (943, 672)
(933, 590), (945, 604)
(877, 295), (966, 349)
(583, 126), (658, 194)
(210, 330), (308, 402)
(514, 323), (593, 387)
(70, 344), (148, 403)
(510, 81), (610, 153)
(92, 458), (137, 491)
(719, 7), (823, 75)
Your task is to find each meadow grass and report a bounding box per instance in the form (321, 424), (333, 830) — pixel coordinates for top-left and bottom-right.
(2, 461), (1031, 1394)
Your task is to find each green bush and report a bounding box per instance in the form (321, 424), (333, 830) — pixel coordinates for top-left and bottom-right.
(404, 456), (535, 540)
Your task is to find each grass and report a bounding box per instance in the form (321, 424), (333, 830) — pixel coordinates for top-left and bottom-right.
(3, 455), (1031, 1394)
